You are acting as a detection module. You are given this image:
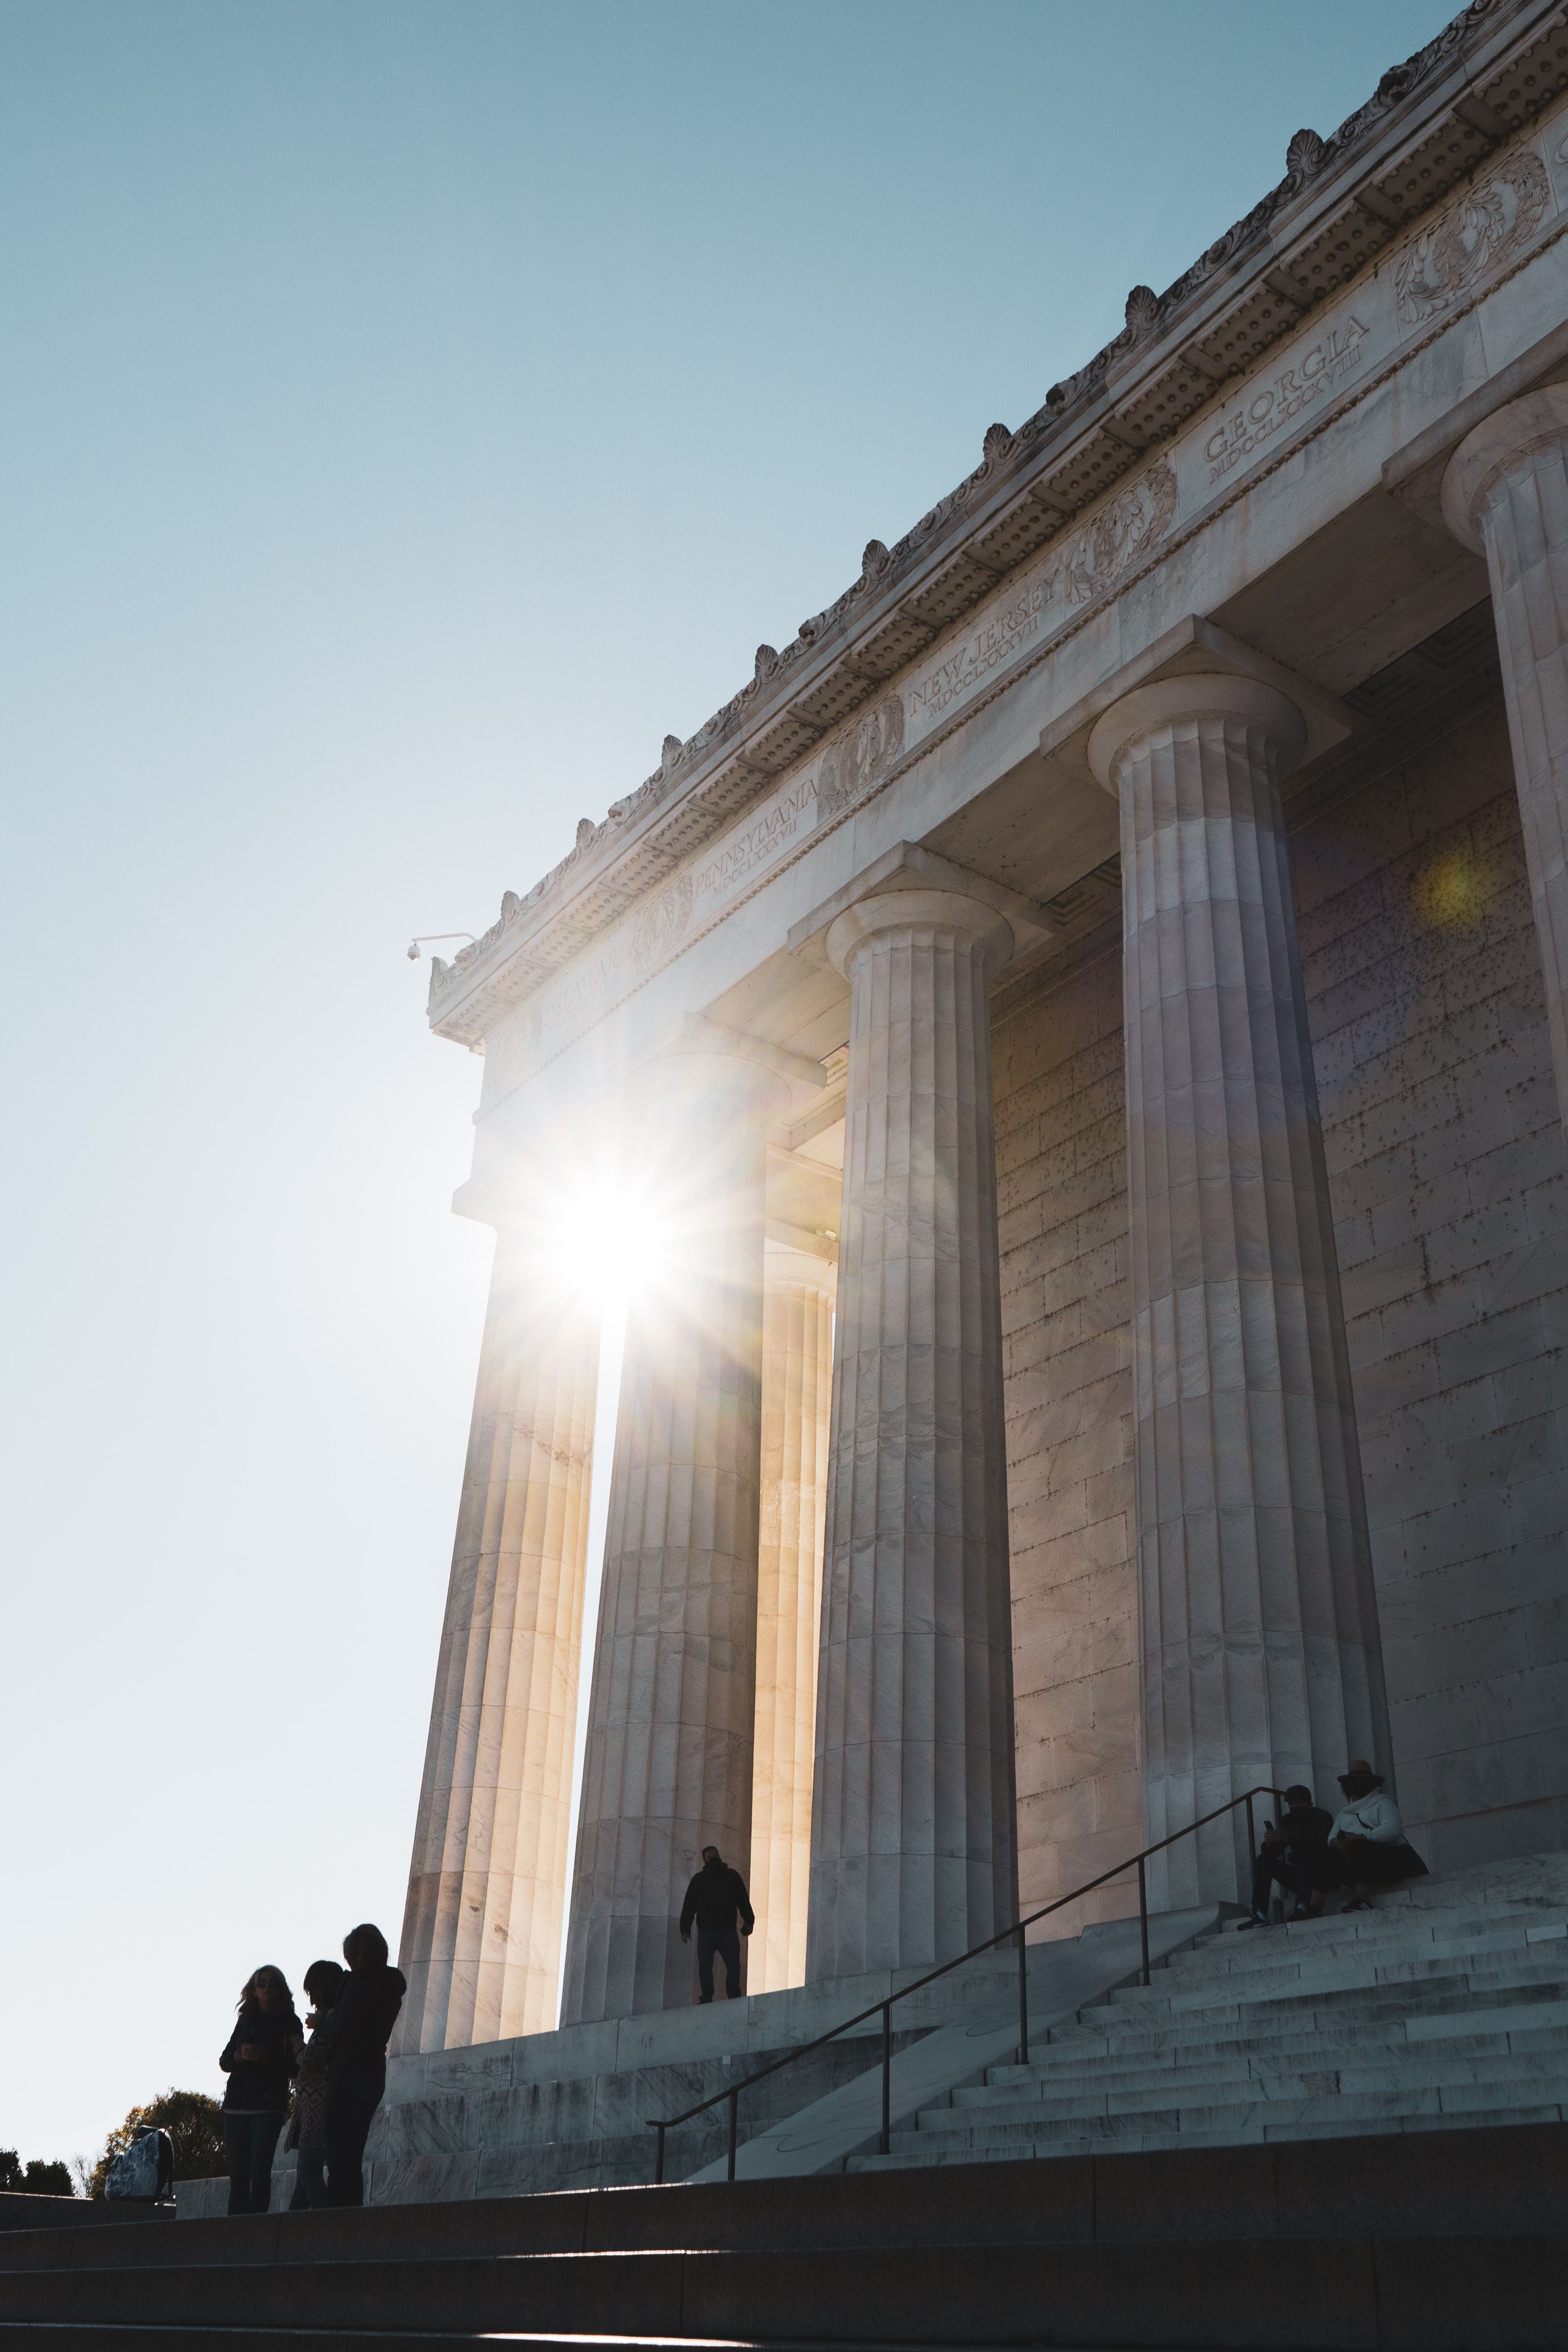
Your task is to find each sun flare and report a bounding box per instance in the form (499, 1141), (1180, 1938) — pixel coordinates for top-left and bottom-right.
(539, 1183), (673, 1311)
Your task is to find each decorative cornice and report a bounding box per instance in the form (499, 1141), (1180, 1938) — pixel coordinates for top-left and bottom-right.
(429, 0), (1568, 1048)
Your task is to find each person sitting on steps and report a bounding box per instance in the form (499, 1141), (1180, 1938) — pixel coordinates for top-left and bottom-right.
(679, 1844), (755, 2002)
(1300, 1760), (1429, 1917)
(1240, 1785), (1334, 1927)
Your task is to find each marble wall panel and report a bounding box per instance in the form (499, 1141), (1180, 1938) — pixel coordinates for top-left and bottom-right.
(992, 933), (1141, 1936)
(1293, 688), (1568, 1872)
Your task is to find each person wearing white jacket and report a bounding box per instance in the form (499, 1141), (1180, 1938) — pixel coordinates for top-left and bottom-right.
(1301, 1761), (1428, 1916)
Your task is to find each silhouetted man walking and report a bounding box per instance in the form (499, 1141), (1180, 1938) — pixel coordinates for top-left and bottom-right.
(678, 1845), (755, 2002)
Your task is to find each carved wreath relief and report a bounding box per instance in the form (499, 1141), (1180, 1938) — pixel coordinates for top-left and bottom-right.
(629, 870), (695, 972)
(815, 692), (905, 825)
(1057, 461), (1179, 607)
(1395, 152), (1549, 326)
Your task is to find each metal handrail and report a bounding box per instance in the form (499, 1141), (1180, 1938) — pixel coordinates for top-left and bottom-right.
(645, 1782), (1286, 2183)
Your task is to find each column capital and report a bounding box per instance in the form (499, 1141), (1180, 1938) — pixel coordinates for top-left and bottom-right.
(788, 839), (1054, 970)
(1441, 381), (1568, 553)
(633, 1013), (803, 1125)
(824, 884), (1015, 981)
(764, 1238), (839, 1289)
(1087, 672), (1307, 795)
(1039, 615), (1352, 798)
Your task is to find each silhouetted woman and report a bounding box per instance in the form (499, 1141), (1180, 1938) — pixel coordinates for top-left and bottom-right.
(219, 1964), (302, 2215)
(286, 1959), (345, 2211)
(325, 1924), (406, 2207)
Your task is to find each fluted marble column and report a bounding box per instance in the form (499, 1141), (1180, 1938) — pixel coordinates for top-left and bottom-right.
(749, 1244), (835, 1993)
(807, 886), (1019, 1982)
(559, 1042), (788, 2023)
(395, 1230), (599, 2051)
(1444, 384), (1568, 1151)
(1089, 674), (1390, 1906)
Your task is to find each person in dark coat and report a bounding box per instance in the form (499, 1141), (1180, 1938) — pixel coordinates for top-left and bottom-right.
(286, 1959), (345, 2211)
(325, 1923), (406, 2207)
(678, 1846), (755, 2003)
(1241, 1785), (1334, 1926)
(219, 1964), (302, 2214)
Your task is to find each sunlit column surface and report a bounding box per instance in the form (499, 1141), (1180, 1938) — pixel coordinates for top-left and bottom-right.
(395, 1229), (599, 2051)
(559, 1043), (788, 2023)
(807, 885), (1019, 1983)
(748, 1244), (835, 1993)
(1091, 675), (1390, 1907)
(1444, 385), (1568, 1151)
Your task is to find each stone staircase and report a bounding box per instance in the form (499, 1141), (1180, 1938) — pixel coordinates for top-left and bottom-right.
(852, 1850), (1568, 2169)
(2, 2118), (1567, 2346)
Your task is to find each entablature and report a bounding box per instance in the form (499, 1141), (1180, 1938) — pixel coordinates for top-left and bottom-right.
(428, 0), (1568, 1055)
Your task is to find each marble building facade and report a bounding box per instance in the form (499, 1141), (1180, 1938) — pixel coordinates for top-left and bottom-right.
(395, 0), (1568, 2055)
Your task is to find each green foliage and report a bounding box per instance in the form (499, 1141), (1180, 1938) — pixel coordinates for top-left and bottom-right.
(0, 2149), (76, 2197)
(23, 2159), (74, 2196)
(87, 2090), (227, 2198)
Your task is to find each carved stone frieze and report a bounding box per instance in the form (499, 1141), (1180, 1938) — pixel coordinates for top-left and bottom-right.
(1055, 460), (1179, 607)
(1395, 149), (1549, 323)
(815, 693), (906, 826)
(629, 869), (695, 970)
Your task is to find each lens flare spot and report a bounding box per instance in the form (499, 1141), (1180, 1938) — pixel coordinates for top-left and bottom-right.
(1412, 846), (1494, 931)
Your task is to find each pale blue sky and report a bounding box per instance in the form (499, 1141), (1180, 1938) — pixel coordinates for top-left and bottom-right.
(1, 0), (1455, 2167)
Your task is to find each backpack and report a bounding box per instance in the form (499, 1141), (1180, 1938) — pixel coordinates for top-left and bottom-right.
(104, 2127), (174, 2204)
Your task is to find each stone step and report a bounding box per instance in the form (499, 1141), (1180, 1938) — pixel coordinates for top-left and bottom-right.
(963, 2042), (1568, 2115)
(1105, 1944), (1568, 2008)
(1158, 1921), (1568, 1992)
(0, 2335), (758, 2351)
(8, 2122), (1568, 2347)
(1054, 1974), (1568, 2034)
(1, 2226), (1566, 2351)
(1158, 1929), (1568, 1995)
(974, 2001), (1568, 2099)
(1040, 1989), (1568, 2066)
(1171, 1904), (1568, 1959)
(937, 2049), (1568, 2128)
(1035, 1978), (1568, 2062)
(1092, 1954), (1568, 2026)
(846, 2104), (1568, 2168)
(901, 2065), (1568, 2153)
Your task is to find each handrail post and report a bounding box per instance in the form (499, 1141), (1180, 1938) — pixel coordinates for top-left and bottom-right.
(1246, 1789), (1257, 1885)
(1138, 1853), (1151, 1988)
(880, 2000), (891, 2155)
(654, 2122), (665, 2186)
(1017, 1924), (1029, 2067)
(726, 2088), (738, 2183)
